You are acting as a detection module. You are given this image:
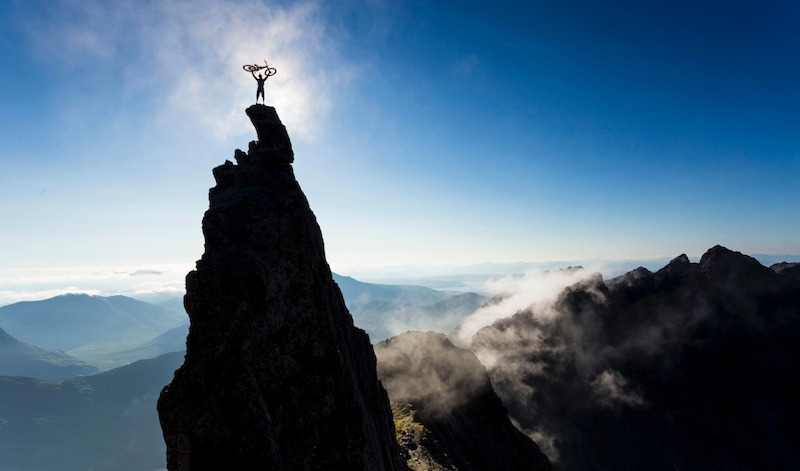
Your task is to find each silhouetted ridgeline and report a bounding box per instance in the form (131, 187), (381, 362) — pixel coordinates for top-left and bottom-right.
(158, 105), (406, 470)
(771, 261), (800, 280)
(473, 245), (800, 470)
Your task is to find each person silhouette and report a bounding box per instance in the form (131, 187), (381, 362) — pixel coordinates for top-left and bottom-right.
(252, 71), (266, 104)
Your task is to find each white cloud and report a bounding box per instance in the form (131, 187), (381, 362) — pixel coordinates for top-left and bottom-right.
(0, 264), (192, 284)
(0, 287), (102, 307)
(0, 263), (192, 307)
(30, 0), (352, 141)
(452, 267), (594, 346)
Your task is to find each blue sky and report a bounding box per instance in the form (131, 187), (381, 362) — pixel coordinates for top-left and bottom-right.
(1, 0), (799, 303)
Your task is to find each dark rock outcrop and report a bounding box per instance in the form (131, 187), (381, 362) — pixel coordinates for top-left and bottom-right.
(472, 245), (800, 470)
(771, 261), (800, 280)
(376, 331), (551, 471)
(158, 105), (405, 470)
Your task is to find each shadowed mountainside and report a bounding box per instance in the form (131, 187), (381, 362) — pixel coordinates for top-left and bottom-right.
(376, 331), (551, 471)
(473, 245), (800, 470)
(0, 352), (183, 471)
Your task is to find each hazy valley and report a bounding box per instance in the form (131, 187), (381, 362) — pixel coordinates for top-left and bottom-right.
(0, 273), (490, 470)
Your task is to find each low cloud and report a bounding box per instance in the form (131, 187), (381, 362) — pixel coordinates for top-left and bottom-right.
(0, 264), (191, 284)
(0, 263), (190, 307)
(464, 271), (649, 463)
(452, 267), (594, 347)
(0, 287), (102, 307)
(510, 417), (561, 465)
(590, 369), (646, 408)
(129, 269), (164, 277)
(382, 305), (470, 340)
(375, 331), (488, 419)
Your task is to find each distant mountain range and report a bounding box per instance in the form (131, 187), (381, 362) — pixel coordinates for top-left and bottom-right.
(344, 255), (800, 282)
(0, 273), (491, 469)
(0, 325), (97, 381)
(0, 279), (483, 377)
(0, 294), (187, 370)
(3, 253), (798, 470)
(0, 293), (186, 351)
(333, 273), (487, 342)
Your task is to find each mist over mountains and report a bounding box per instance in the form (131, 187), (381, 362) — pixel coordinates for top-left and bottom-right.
(376, 331), (551, 470)
(1, 246), (799, 470)
(0, 278), (484, 383)
(335, 273), (487, 342)
(1, 279), (483, 469)
(471, 246), (800, 470)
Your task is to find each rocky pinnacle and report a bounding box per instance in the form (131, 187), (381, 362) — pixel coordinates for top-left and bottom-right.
(158, 105), (405, 470)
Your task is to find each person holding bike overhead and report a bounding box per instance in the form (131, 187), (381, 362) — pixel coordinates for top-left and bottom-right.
(252, 70), (267, 104)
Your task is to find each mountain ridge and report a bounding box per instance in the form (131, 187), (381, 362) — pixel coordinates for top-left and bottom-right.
(377, 331), (551, 470)
(0, 325), (98, 380)
(0, 294), (186, 354)
(0, 351), (184, 471)
(473, 245), (800, 470)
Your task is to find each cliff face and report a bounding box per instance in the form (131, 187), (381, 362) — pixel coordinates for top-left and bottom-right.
(376, 331), (551, 471)
(158, 105), (405, 470)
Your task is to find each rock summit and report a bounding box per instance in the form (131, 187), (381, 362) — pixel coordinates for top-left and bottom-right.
(158, 105), (405, 470)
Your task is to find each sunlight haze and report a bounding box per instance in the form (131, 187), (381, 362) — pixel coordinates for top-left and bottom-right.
(2, 0), (798, 303)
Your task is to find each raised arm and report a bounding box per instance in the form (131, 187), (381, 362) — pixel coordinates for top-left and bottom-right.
(251, 70), (257, 80)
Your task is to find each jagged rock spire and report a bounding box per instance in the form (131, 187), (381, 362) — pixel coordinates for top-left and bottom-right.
(158, 105), (405, 470)
(242, 104), (294, 164)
